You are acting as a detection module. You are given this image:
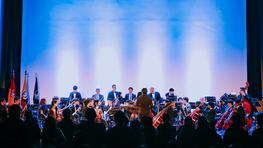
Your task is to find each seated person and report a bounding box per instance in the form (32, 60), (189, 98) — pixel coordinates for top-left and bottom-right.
(165, 88), (177, 102)
(107, 84), (122, 107)
(69, 85), (82, 102)
(124, 87), (136, 103)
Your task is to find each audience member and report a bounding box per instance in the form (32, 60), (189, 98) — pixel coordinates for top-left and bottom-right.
(251, 113), (263, 148)
(73, 108), (106, 147)
(42, 116), (66, 148)
(223, 114), (250, 147)
(57, 108), (77, 145)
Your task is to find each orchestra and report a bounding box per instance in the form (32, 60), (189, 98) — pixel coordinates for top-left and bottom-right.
(0, 83), (258, 132)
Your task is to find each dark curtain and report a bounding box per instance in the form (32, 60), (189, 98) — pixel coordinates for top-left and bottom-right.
(0, 0), (22, 98)
(247, 0), (263, 100)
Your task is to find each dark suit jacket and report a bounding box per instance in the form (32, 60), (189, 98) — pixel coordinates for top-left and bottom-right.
(107, 91), (121, 101)
(148, 92), (161, 102)
(124, 93), (136, 102)
(92, 94), (104, 102)
(69, 92), (82, 101)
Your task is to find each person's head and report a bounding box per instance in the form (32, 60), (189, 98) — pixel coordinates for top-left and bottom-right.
(112, 84), (116, 92)
(114, 111), (128, 126)
(142, 88), (147, 95)
(63, 108), (71, 120)
(227, 100), (233, 107)
(150, 87), (155, 94)
(85, 98), (94, 108)
(178, 97), (183, 103)
(128, 87), (133, 94)
(95, 88), (100, 94)
(169, 88), (174, 94)
(73, 85), (78, 91)
(239, 87), (246, 96)
(51, 99), (58, 108)
(208, 102), (215, 109)
(183, 97), (189, 103)
(40, 98), (46, 106)
(218, 100), (223, 106)
(256, 113), (263, 128)
(85, 108), (96, 122)
(8, 105), (21, 119)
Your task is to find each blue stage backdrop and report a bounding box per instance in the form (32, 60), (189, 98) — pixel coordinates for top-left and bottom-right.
(21, 0), (247, 102)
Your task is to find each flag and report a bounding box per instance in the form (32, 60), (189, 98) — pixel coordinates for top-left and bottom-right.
(33, 73), (40, 105)
(21, 71), (30, 111)
(7, 70), (16, 106)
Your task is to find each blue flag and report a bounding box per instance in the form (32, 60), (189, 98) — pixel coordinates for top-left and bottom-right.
(33, 74), (40, 105)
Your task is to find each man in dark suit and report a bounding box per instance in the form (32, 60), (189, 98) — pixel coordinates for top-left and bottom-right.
(124, 87), (136, 102)
(69, 85), (82, 102)
(165, 88), (177, 102)
(148, 87), (162, 114)
(107, 84), (122, 106)
(92, 88), (104, 102)
(148, 87), (162, 102)
(92, 88), (106, 110)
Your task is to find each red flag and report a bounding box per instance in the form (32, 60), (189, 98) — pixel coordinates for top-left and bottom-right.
(8, 71), (16, 106)
(21, 71), (30, 111)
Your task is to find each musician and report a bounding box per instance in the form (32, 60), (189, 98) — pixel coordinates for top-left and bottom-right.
(107, 84), (121, 107)
(148, 87), (162, 114)
(92, 88), (104, 102)
(215, 100), (234, 129)
(0, 98), (7, 112)
(137, 91), (142, 97)
(124, 87), (136, 102)
(242, 96), (253, 129)
(49, 98), (59, 120)
(39, 98), (49, 122)
(215, 100), (226, 115)
(165, 88), (177, 102)
(206, 102), (216, 129)
(234, 99), (246, 126)
(183, 97), (192, 114)
(136, 88), (153, 118)
(148, 87), (162, 102)
(237, 87), (250, 101)
(71, 98), (82, 118)
(69, 85), (82, 102)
